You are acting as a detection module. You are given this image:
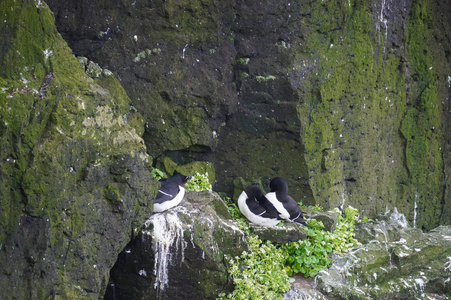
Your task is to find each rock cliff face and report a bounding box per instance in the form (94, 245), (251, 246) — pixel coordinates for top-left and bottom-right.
(46, 0), (450, 230)
(0, 1), (157, 298)
(1, 0), (451, 299)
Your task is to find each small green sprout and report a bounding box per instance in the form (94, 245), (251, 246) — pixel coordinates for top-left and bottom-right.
(151, 168), (164, 181)
(256, 75), (276, 82)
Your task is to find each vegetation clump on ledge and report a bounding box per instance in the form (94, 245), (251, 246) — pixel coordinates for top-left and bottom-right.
(219, 201), (362, 299)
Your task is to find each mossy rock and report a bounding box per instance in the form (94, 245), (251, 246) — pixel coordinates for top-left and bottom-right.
(304, 208), (338, 232)
(154, 156), (215, 186)
(0, 1), (157, 298)
(232, 176), (266, 202)
(154, 155), (178, 176)
(175, 161), (215, 185)
(250, 223), (308, 244)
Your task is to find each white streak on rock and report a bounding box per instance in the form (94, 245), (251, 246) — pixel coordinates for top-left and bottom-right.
(143, 211), (186, 293)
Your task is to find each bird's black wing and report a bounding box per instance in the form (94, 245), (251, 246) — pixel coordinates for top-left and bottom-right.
(245, 196), (268, 216)
(286, 196), (310, 226)
(257, 195), (282, 219)
(155, 180), (180, 204)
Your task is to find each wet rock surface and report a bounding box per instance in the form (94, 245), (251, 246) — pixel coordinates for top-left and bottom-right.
(314, 210), (451, 299)
(250, 223), (308, 244)
(284, 275), (326, 300)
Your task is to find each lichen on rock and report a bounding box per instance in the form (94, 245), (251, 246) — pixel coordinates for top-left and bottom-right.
(0, 1), (157, 298)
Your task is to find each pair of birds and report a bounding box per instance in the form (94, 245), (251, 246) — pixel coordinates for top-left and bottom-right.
(153, 173), (309, 229)
(238, 178), (309, 227)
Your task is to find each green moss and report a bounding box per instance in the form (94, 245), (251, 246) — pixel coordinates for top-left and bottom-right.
(296, 0), (411, 217)
(0, 1), (154, 297)
(176, 161), (215, 185)
(155, 156), (178, 176)
(145, 101), (213, 152)
(0, 1), (55, 79)
(398, 0), (443, 229)
(310, 0), (353, 34)
(0, 0), (61, 246)
(298, 1), (377, 204)
(96, 76), (146, 137)
(296, 0), (443, 228)
(104, 184), (122, 203)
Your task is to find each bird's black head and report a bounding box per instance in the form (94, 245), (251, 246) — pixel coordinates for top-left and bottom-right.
(244, 184), (264, 199)
(269, 177), (288, 194)
(171, 172), (191, 186)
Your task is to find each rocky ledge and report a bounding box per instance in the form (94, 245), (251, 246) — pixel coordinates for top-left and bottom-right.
(314, 209), (451, 299)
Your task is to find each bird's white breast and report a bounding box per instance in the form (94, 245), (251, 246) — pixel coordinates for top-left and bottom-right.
(238, 191), (279, 227)
(153, 186), (185, 213)
(265, 192), (290, 220)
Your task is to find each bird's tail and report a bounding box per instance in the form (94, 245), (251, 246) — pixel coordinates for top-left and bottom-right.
(292, 214), (311, 228)
(300, 222), (311, 228)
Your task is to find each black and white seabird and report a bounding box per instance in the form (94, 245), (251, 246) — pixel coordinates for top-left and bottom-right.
(153, 173), (191, 213)
(265, 177), (309, 227)
(237, 184), (281, 227)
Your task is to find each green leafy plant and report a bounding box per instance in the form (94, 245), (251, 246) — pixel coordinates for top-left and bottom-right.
(282, 219), (333, 277)
(224, 197), (251, 233)
(151, 168), (164, 180)
(184, 172), (212, 192)
(307, 204), (324, 211)
(225, 198), (241, 220)
(283, 207), (361, 277)
(359, 215), (373, 223)
(218, 235), (292, 300)
(219, 193), (362, 298)
(329, 206), (361, 254)
(152, 169), (211, 191)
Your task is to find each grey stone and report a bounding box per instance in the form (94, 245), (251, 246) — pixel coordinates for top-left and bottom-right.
(250, 222), (308, 244)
